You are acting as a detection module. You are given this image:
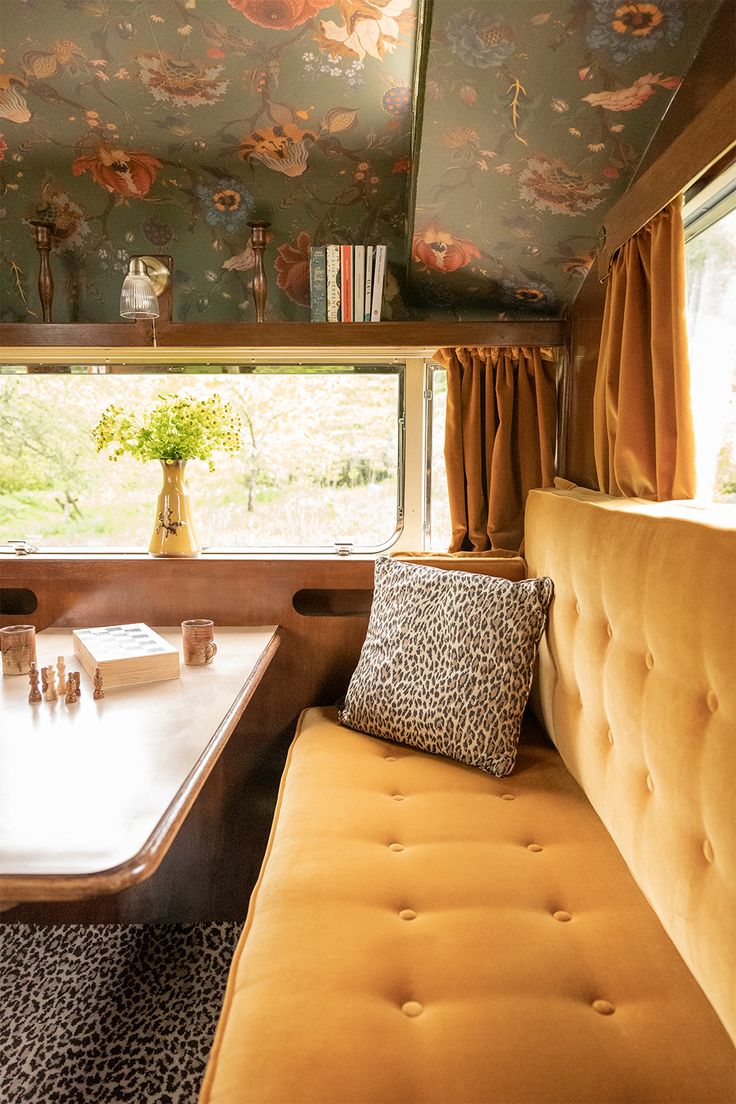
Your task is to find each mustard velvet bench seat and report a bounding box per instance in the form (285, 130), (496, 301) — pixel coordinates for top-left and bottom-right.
(200, 489), (736, 1104)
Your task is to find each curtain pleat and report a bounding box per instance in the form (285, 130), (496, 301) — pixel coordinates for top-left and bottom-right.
(435, 346), (557, 552)
(593, 198), (696, 500)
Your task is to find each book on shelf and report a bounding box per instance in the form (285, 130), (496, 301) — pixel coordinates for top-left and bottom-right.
(309, 247), (327, 322)
(72, 623), (180, 689)
(353, 245), (365, 325)
(371, 244), (387, 322)
(364, 245), (374, 322)
(339, 243), (353, 321)
(326, 245), (340, 322)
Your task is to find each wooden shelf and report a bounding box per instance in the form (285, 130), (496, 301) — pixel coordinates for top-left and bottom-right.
(0, 319), (567, 360)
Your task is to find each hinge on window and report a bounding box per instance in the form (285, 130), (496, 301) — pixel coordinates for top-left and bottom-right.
(334, 541), (353, 557)
(423, 389), (433, 400)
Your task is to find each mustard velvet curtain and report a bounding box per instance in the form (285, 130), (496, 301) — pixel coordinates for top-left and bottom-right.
(434, 346), (557, 553)
(593, 198), (696, 500)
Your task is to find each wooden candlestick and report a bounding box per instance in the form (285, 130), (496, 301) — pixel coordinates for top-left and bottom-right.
(29, 219), (56, 323)
(247, 220), (270, 323)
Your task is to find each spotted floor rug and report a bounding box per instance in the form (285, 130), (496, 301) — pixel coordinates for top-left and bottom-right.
(0, 922), (242, 1104)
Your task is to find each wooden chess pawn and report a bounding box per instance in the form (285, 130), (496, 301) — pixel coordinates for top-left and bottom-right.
(93, 667), (104, 700)
(28, 662), (42, 704)
(65, 673), (77, 704)
(45, 669), (58, 702)
(57, 655), (65, 686)
(73, 671), (81, 696)
(41, 666), (49, 694)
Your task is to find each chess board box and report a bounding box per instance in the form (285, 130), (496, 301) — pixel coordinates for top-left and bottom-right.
(72, 624), (181, 689)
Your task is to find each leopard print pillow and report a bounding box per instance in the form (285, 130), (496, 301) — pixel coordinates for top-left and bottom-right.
(339, 557), (554, 776)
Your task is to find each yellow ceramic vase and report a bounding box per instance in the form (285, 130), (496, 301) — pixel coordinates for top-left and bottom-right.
(148, 460), (201, 558)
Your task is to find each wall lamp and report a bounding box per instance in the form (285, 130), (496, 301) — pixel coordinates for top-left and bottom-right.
(120, 256), (171, 320)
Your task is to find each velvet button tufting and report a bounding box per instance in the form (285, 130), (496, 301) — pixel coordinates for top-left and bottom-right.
(703, 839), (714, 864)
(399, 909), (417, 921)
(606, 623), (613, 638)
(553, 911), (572, 922)
(527, 844), (544, 853)
(575, 602), (581, 615)
(401, 1002), (423, 1018)
(706, 691), (718, 713)
(646, 774), (654, 793)
(384, 755), (397, 761)
(389, 843), (404, 852)
(501, 794), (516, 801)
(645, 652), (654, 670)
(392, 794), (405, 802)
(592, 1000), (615, 1016)
(607, 730), (614, 745)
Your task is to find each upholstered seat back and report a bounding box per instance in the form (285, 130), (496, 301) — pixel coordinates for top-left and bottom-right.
(525, 487), (736, 1041)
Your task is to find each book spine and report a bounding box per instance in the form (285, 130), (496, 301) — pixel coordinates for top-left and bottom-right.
(364, 245), (374, 322)
(309, 247), (327, 322)
(326, 245), (340, 322)
(353, 245), (365, 324)
(371, 244), (387, 322)
(339, 244), (353, 322)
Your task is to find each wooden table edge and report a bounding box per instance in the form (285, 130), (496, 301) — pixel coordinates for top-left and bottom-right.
(0, 627), (282, 904)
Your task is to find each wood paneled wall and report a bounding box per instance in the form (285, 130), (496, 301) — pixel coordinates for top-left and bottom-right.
(0, 556), (374, 922)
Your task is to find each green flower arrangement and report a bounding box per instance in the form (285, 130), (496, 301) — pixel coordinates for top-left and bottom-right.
(93, 393), (242, 471)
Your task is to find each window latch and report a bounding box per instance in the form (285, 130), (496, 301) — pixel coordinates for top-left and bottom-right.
(334, 541), (353, 557)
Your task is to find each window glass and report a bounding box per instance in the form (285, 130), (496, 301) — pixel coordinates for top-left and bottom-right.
(0, 365), (402, 551)
(428, 364), (451, 550)
(685, 204), (736, 502)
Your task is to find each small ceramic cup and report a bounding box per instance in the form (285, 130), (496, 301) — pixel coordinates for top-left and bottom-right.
(181, 619), (217, 666)
(0, 624), (37, 676)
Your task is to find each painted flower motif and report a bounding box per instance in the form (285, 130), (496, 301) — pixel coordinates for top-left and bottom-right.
(72, 144), (162, 197)
(21, 40), (88, 80)
(582, 72), (681, 112)
(318, 0), (414, 62)
(501, 278), (557, 311)
(229, 0), (332, 29)
(586, 1), (683, 64)
(561, 254), (595, 278)
(274, 231), (311, 306)
(223, 244), (257, 271)
(0, 135), (6, 162)
(445, 9), (515, 69)
(392, 156), (411, 173)
(143, 217), (175, 248)
(442, 126), (479, 149)
(519, 155), (609, 217)
(194, 177), (255, 234)
(43, 189), (89, 252)
(239, 123), (316, 177)
(381, 86), (412, 116)
(137, 53), (228, 108)
(412, 224), (481, 273)
(0, 78), (31, 124)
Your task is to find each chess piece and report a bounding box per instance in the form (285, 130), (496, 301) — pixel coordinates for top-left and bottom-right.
(57, 655), (65, 686)
(45, 668), (58, 702)
(73, 670), (81, 696)
(41, 666), (48, 694)
(65, 673), (77, 704)
(28, 662), (42, 704)
(93, 667), (104, 700)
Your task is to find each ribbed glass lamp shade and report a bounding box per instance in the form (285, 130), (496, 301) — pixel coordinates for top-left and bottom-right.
(120, 272), (160, 319)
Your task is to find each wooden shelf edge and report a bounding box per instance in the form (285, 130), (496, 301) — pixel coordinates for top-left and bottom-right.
(0, 319), (567, 357)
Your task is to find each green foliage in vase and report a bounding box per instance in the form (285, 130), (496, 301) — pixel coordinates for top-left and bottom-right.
(93, 393), (242, 471)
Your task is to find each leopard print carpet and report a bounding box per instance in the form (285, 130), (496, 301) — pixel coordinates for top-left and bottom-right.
(0, 923), (242, 1104)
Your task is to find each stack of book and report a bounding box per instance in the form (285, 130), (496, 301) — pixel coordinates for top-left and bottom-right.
(309, 244), (387, 322)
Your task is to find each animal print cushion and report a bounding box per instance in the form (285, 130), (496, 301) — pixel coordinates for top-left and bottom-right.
(339, 557), (554, 776)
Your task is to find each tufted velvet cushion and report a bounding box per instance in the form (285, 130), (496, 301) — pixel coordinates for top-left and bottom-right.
(339, 557), (553, 777)
(200, 708), (735, 1104)
(525, 486), (736, 1043)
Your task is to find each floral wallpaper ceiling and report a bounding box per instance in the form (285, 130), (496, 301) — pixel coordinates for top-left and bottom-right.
(408, 0), (720, 317)
(0, 0), (720, 323)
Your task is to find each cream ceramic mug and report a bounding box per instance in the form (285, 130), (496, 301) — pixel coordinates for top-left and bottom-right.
(181, 619), (217, 666)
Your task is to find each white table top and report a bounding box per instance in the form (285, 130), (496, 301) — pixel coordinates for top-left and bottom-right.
(0, 626), (279, 902)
